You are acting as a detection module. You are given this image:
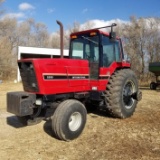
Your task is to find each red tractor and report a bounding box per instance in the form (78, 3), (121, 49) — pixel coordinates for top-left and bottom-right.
(7, 21), (142, 141)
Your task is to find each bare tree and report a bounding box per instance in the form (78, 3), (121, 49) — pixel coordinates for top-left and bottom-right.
(123, 17), (145, 77)
(17, 18), (50, 47)
(34, 22), (50, 47)
(146, 18), (160, 62)
(50, 31), (61, 48)
(68, 21), (81, 33)
(122, 16), (160, 82)
(0, 16), (50, 80)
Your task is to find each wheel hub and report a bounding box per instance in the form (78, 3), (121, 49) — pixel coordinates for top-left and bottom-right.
(69, 112), (82, 131)
(123, 81), (136, 109)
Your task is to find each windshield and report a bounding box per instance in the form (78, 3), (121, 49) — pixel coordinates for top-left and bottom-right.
(70, 34), (99, 62)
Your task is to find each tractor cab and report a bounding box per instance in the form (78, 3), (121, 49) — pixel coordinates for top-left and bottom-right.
(69, 25), (126, 82)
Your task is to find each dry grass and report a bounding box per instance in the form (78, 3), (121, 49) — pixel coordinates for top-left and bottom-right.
(0, 83), (160, 160)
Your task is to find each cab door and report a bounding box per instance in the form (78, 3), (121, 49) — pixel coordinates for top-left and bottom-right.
(85, 41), (100, 80)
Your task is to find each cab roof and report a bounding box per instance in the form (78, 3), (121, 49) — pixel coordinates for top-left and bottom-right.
(70, 29), (120, 40)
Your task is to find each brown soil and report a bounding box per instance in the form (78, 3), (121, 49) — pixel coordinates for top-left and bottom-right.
(0, 82), (160, 160)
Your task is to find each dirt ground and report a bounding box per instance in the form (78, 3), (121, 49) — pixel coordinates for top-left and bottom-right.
(0, 82), (160, 160)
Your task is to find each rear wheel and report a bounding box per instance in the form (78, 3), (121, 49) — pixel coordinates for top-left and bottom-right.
(150, 82), (157, 90)
(104, 69), (138, 118)
(52, 99), (87, 141)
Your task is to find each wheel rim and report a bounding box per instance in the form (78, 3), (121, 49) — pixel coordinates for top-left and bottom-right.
(68, 112), (82, 131)
(123, 80), (136, 109)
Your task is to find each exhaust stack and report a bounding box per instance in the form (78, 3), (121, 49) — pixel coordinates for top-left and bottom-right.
(56, 20), (64, 58)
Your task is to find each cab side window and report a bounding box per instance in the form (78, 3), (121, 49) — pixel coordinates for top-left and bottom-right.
(102, 35), (121, 67)
(71, 41), (83, 59)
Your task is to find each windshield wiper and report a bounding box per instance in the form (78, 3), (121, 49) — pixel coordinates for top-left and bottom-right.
(81, 36), (98, 45)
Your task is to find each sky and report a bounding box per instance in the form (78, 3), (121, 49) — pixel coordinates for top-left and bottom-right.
(2, 0), (160, 33)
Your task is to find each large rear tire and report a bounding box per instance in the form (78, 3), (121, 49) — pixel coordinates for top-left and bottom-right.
(52, 99), (87, 141)
(105, 69), (138, 118)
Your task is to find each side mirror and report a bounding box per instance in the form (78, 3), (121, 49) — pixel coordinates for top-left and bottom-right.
(109, 23), (117, 41)
(109, 32), (116, 41)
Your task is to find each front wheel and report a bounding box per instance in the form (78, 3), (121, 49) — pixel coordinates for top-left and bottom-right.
(52, 100), (87, 141)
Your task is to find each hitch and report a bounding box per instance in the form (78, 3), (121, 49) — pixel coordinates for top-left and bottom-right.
(132, 91), (142, 101)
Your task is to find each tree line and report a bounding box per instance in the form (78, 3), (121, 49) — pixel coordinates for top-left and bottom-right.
(122, 16), (160, 82)
(0, 1), (159, 83)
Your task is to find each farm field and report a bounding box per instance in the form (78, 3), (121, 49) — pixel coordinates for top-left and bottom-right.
(0, 82), (160, 160)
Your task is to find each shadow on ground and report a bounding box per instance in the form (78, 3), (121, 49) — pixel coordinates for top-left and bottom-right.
(43, 119), (60, 140)
(139, 86), (160, 92)
(6, 116), (26, 128)
(43, 107), (113, 141)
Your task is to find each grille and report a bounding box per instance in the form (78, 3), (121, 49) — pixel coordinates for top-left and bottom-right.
(18, 62), (39, 92)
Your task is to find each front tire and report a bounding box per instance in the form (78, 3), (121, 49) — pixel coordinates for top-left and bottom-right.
(52, 100), (87, 141)
(105, 69), (139, 118)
